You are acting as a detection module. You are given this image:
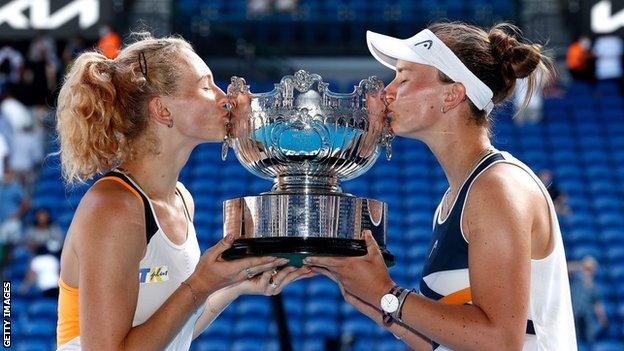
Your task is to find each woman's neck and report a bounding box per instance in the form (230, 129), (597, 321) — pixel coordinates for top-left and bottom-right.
(119, 139), (194, 201)
(425, 124), (493, 192)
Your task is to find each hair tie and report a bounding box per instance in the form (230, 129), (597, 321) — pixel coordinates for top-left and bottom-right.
(138, 52), (148, 79)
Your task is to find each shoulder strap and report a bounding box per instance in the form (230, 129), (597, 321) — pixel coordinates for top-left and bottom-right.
(455, 152), (505, 209)
(96, 171), (160, 243)
(175, 184), (193, 222)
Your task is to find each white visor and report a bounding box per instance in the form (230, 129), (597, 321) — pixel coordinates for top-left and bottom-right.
(367, 29), (494, 115)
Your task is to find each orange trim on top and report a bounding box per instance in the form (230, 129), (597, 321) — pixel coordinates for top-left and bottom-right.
(57, 277), (80, 347)
(439, 287), (472, 305)
(96, 176), (144, 207)
(58, 277), (78, 293)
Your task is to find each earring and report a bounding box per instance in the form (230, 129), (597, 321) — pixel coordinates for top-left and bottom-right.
(167, 119), (174, 128)
(440, 106), (446, 114)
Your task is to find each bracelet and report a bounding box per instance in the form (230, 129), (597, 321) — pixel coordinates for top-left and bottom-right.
(392, 329), (408, 340)
(394, 288), (414, 323)
(180, 280), (200, 304)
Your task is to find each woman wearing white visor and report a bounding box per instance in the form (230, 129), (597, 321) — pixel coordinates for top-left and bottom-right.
(305, 22), (576, 350)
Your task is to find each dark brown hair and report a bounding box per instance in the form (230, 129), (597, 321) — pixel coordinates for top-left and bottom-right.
(428, 22), (555, 127)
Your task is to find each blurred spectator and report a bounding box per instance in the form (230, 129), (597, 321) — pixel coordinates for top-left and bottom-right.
(9, 121), (44, 192)
(566, 35), (595, 83)
(27, 32), (60, 102)
(62, 36), (87, 69)
(18, 245), (60, 299)
(248, 0), (272, 14)
(276, 0), (298, 13)
(1, 83), (33, 131)
(0, 109), (13, 155)
(538, 169), (571, 216)
(0, 46), (24, 85)
(97, 24), (121, 59)
(568, 256), (608, 346)
(28, 32), (57, 64)
(593, 34), (624, 92)
(0, 169), (30, 264)
(25, 208), (63, 253)
(0, 132), (7, 175)
(248, 0), (298, 15)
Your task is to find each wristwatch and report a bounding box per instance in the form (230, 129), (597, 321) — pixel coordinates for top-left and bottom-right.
(381, 285), (407, 325)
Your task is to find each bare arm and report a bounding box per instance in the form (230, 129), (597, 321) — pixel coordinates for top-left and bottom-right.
(192, 287), (239, 339)
(342, 290), (433, 351)
(595, 302), (608, 327)
(307, 166), (538, 351)
(77, 186), (203, 350)
(75, 184), (286, 351)
(395, 169), (534, 350)
(192, 260), (316, 338)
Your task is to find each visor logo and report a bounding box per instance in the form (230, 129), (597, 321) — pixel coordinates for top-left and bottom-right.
(414, 40), (433, 50)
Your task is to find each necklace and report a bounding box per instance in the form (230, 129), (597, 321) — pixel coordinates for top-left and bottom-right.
(441, 146), (495, 219)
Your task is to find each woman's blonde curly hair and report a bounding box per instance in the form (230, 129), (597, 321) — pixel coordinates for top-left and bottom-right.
(56, 33), (193, 183)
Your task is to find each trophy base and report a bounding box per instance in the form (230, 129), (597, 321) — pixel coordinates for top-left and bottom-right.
(222, 237), (395, 267)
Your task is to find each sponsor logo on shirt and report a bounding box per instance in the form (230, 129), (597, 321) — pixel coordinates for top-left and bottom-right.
(429, 240), (438, 258)
(139, 266), (169, 283)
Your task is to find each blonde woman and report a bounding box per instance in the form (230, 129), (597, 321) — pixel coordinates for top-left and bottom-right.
(307, 22), (577, 350)
(55, 34), (313, 351)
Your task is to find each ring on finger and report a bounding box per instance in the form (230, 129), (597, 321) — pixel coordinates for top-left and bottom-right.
(270, 281), (279, 289)
(245, 267), (254, 279)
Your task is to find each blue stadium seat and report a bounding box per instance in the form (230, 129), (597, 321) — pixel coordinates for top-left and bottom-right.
(600, 230), (624, 245)
(24, 318), (56, 338)
(193, 337), (231, 351)
(302, 338), (327, 351)
(610, 272), (624, 296)
(564, 229), (598, 246)
(378, 338), (408, 351)
(353, 337), (378, 351)
(304, 317), (339, 338)
(28, 300), (58, 320)
(236, 296), (272, 316)
(305, 298), (340, 318)
(593, 197), (622, 212)
(593, 340), (624, 351)
(282, 280), (306, 299)
(16, 339), (53, 351)
(283, 297), (304, 319)
(231, 339), (266, 351)
(307, 277), (341, 297)
(598, 214), (624, 229)
(233, 318), (269, 337)
(570, 245), (603, 261)
(341, 316), (378, 337)
(201, 316), (233, 337)
(605, 247), (624, 264)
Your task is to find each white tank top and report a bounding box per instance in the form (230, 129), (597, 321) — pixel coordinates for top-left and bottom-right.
(58, 172), (205, 351)
(421, 151), (577, 350)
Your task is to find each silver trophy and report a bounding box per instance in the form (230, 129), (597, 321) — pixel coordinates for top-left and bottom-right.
(221, 70), (395, 266)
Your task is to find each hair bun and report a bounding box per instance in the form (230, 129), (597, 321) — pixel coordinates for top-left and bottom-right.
(488, 25), (542, 79)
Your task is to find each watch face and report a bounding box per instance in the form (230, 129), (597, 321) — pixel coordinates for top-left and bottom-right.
(381, 294), (399, 313)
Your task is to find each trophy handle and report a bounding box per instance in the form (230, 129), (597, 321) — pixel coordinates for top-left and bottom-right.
(361, 76), (394, 161)
(222, 76), (251, 161)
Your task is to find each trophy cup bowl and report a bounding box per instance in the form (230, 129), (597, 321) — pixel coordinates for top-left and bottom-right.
(221, 70), (395, 266)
